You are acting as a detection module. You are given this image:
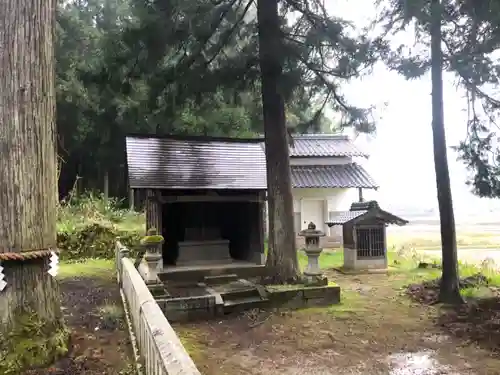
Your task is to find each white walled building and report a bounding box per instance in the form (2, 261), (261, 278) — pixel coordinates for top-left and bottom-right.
(266, 134), (378, 248)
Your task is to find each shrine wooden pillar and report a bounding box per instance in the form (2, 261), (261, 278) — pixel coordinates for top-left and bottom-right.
(145, 189), (162, 233)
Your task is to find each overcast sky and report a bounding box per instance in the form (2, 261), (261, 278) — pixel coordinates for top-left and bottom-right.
(325, 0), (500, 215)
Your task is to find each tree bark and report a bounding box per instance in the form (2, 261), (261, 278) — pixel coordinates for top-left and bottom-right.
(104, 168), (110, 204)
(430, 0), (464, 304)
(257, 0), (299, 283)
(0, 0), (67, 370)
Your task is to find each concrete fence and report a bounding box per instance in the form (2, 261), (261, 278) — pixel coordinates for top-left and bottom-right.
(115, 242), (201, 375)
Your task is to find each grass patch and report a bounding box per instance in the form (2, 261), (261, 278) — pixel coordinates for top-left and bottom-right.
(318, 253), (500, 322)
(388, 231), (500, 250)
(303, 289), (367, 318)
(176, 328), (206, 364)
(395, 250), (500, 285)
(458, 262), (500, 285)
(57, 259), (115, 279)
(460, 286), (497, 299)
(385, 251), (500, 306)
(392, 257), (500, 285)
(299, 250), (343, 270)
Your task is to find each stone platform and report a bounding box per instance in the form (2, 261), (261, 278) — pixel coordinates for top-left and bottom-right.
(158, 261), (270, 283)
(265, 283), (341, 308)
(150, 273), (341, 322)
(154, 278), (269, 322)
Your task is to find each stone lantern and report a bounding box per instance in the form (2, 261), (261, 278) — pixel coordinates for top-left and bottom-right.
(299, 222), (326, 285)
(138, 228), (164, 284)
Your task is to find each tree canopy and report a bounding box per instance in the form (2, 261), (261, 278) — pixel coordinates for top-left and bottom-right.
(377, 0), (500, 198)
(56, 0), (385, 198)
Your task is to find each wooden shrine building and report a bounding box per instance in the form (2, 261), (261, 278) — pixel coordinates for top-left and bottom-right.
(125, 134), (267, 268)
(326, 201), (408, 271)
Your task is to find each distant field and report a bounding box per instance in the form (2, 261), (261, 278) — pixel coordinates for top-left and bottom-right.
(397, 215), (500, 227)
(387, 221), (500, 250)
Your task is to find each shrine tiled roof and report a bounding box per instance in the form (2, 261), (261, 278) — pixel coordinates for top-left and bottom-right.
(289, 134), (368, 157)
(126, 135), (267, 190)
(327, 210), (368, 225)
(327, 201), (409, 226)
(291, 164), (378, 189)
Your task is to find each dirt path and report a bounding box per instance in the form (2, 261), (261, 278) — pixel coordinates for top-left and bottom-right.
(23, 274), (134, 375)
(176, 271), (500, 374)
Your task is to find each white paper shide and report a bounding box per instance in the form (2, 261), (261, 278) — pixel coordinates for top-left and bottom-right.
(0, 262), (6, 291)
(48, 251), (59, 277)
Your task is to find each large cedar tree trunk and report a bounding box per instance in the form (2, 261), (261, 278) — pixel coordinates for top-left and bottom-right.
(430, 0), (463, 304)
(257, 0), (299, 283)
(0, 0), (67, 370)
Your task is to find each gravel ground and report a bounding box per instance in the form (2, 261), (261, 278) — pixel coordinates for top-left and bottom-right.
(175, 271), (500, 374)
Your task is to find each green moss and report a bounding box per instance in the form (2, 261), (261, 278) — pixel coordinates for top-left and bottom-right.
(0, 310), (70, 374)
(140, 227), (164, 245)
(140, 234), (164, 245)
(58, 258), (115, 279)
(266, 281), (337, 292)
(177, 328), (205, 363)
(266, 284), (305, 292)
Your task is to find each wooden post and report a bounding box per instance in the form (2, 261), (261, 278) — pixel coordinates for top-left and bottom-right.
(300, 198), (304, 229)
(358, 188), (364, 202)
(145, 190), (155, 231)
(323, 199), (329, 234)
(257, 199), (266, 265)
(129, 188), (135, 211)
(145, 190), (162, 232)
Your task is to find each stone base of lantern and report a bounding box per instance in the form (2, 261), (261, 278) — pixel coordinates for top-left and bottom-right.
(138, 253), (163, 284)
(302, 273), (328, 286)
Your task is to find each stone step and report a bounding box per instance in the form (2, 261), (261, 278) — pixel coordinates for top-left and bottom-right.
(203, 274), (239, 285)
(158, 264), (271, 283)
(223, 296), (268, 312)
(221, 287), (261, 301)
(148, 284), (169, 299)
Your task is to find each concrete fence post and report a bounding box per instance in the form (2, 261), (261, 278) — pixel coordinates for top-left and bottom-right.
(116, 241), (130, 286)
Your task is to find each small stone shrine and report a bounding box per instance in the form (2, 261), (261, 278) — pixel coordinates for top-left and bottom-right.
(326, 201), (408, 272)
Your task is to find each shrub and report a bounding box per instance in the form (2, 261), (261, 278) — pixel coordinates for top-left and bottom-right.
(56, 192), (145, 261)
(57, 223), (141, 260)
